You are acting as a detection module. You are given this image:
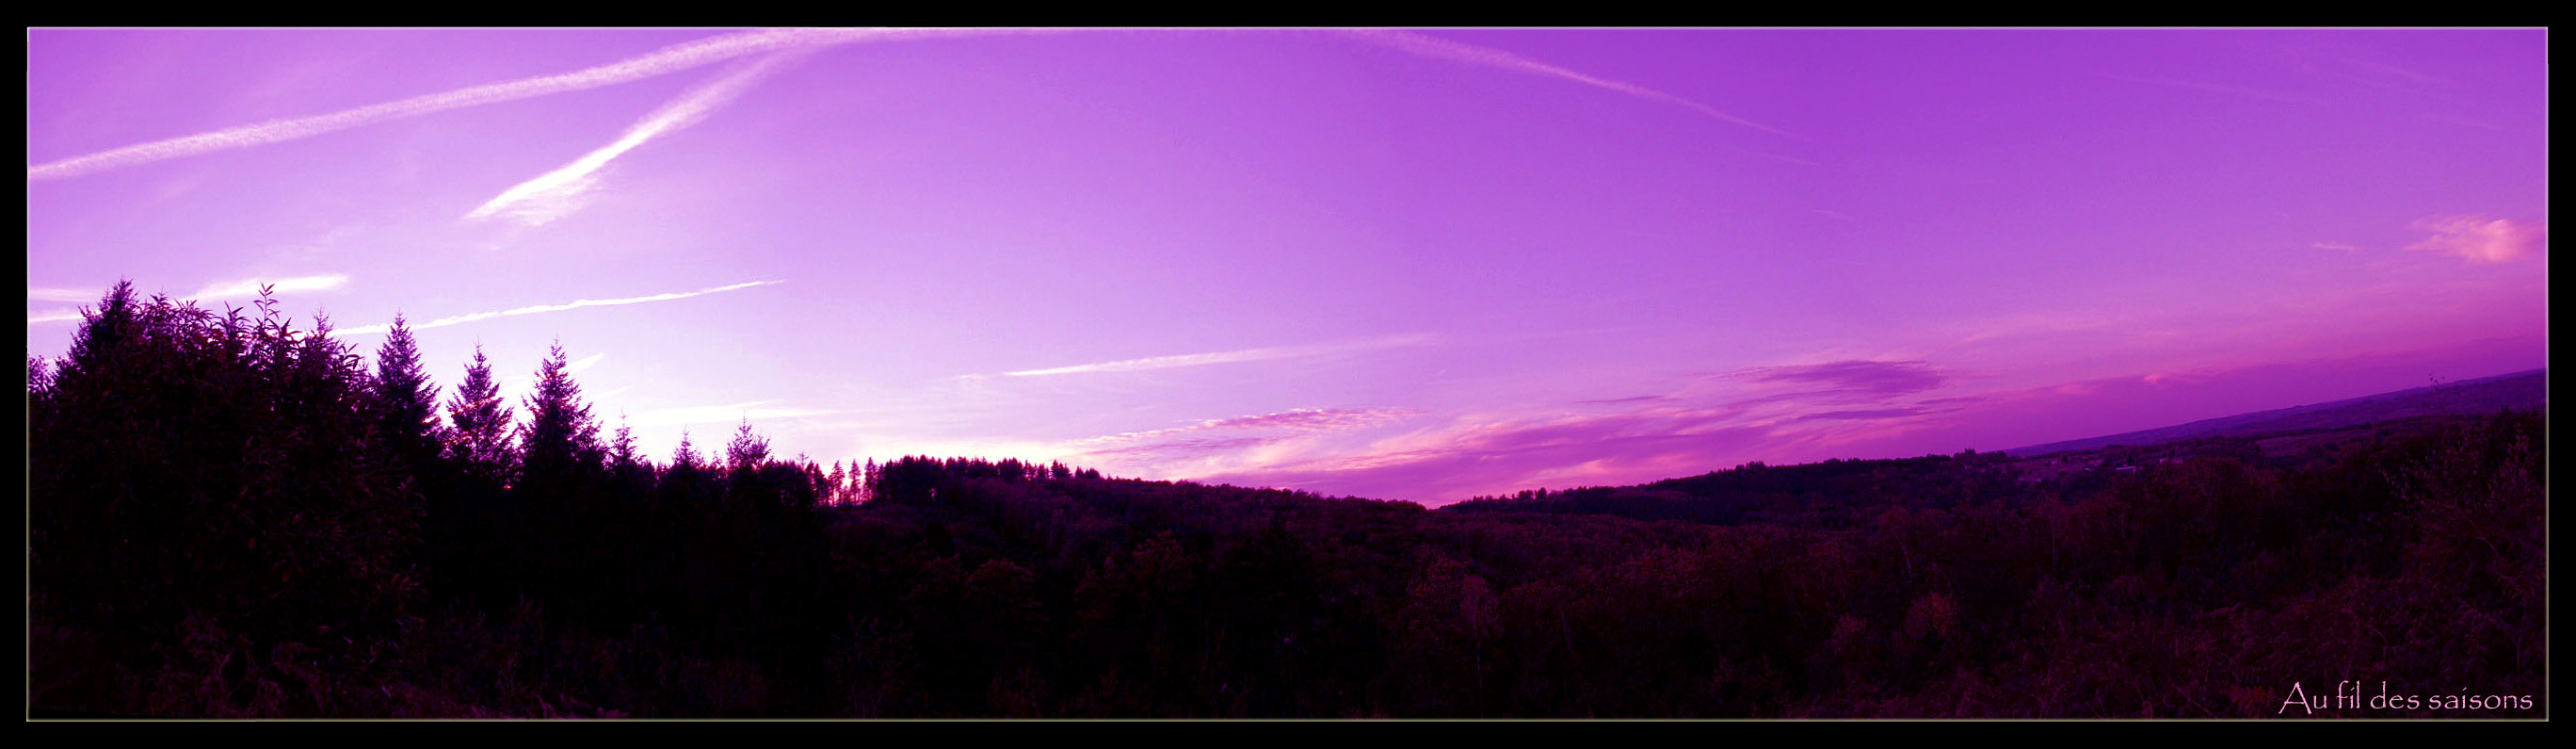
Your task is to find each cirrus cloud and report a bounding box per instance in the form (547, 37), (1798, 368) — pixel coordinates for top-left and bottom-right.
(27, 286), (102, 302)
(330, 279), (781, 337)
(34, 27), (1764, 185)
(467, 48), (817, 226)
(28, 28), (1006, 182)
(1335, 28), (1799, 138)
(1734, 359), (1948, 399)
(1002, 334), (1433, 378)
(190, 273), (350, 300)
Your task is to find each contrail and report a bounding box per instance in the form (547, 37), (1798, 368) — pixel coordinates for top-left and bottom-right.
(629, 399), (836, 428)
(34, 27), (1786, 183)
(467, 48), (815, 224)
(28, 274), (349, 326)
(330, 279), (782, 337)
(27, 287), (99, 302)
(28, 28), (1036, 182)
(1006, 334), (1432, 377)
(190, 273), (350, 300)
(1335, 28), (1801, 139)
(1007, 347), (1313, 377)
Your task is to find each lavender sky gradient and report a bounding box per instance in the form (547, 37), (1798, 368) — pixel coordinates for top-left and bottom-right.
(28, 28), (2548, 505)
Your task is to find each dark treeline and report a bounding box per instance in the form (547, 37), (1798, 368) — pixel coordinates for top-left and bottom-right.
(1448, 452), (2035, 528)
(28, 284), (2547, 718)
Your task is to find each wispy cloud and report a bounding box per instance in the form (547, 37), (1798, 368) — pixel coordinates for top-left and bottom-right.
(1003, 334), (1432, 378)
(1790, 407), (1938, 422)
(1576, 395), (1676, 405)
(2332, 57), (2449, 88)
(27, 286), (100, 302)
(566, 352), (607, 374)
(35, 26), (1784, 185)
(467, 49), (814, 225)
(1068, 406), (1426, 481)
(189, 273), (350, 300)
(29, 275), (349, 325)
(1179, 378), (1985, 502)
(2310, 241), (2359, 252)
(629, 399), (836, 428)
(331, 279), (781, 337)
(1734, 359), (1947, 399)
(1051, 358), (1969, 501)
(1075, 406), (1419, 447)
(1081, 436), (1282, 462)
(2098, 73), (2325, 106)
(909, 355), (1990, 502)
(1338, 28), (1800, 138)
(26, 28), (987, 182)
(2406, 214), (2546, 264)
(1185, 403), (1781, 502)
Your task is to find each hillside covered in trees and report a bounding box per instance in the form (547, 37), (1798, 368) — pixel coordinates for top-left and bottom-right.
(27, 285), (2547, 718)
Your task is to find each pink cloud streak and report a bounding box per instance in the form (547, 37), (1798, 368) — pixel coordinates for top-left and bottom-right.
(2407, 215), (2546, 264)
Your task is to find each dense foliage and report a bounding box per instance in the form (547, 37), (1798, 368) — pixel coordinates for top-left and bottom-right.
(27, 285), (2548, 718)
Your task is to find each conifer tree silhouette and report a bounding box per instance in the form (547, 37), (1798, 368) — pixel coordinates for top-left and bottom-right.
(673, 428), (702, 472)
(445, 344), (518, 489)
(32, 283), (421, 672)
(371, 314), (447, 478)
(519, 339), (605, 490)
(727, 417), (772, 473)
(608, 411), (653, 490)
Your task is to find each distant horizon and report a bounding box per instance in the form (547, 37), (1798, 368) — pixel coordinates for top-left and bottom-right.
(30, 28), (2548, 506)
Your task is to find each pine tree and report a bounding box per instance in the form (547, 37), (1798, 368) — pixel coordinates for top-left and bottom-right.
(519, 339), (604, 488)
(445, 343), (517, 488)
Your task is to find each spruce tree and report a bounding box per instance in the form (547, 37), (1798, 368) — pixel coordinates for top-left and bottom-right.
(32, 284), (421, 666)
(445, 343), (517, 488)
(672, 428), (701, 472)
(370, 314), (445, 476)
(519, 339), (604, 489)
(607, 411), (654, 493)
(609, 412), (641, 473)
(726, 417), (771, 472)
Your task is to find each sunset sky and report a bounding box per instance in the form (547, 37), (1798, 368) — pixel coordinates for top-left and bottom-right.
(27, 28), (2548, 505)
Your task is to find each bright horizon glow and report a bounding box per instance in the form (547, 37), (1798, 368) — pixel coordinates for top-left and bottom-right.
(30, 28), (2547, 505)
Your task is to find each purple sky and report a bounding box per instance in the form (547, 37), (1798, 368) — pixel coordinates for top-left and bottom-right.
(28, 28), (2549, 505)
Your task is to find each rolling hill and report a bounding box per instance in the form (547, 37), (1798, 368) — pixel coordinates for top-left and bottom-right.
(2002, 367), (2546, 457)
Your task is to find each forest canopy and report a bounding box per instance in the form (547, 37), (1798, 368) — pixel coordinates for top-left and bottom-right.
(27, 284), (2548, 719)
